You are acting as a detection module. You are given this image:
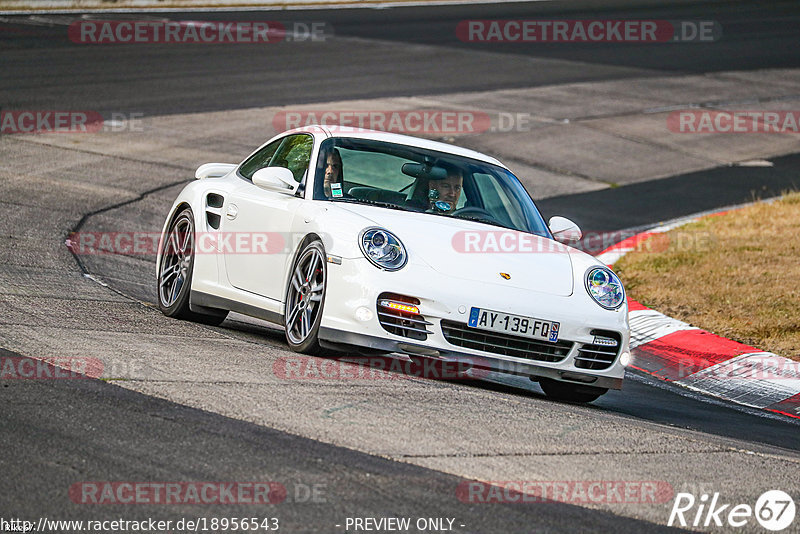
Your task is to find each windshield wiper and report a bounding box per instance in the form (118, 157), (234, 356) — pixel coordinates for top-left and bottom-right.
(449, 213), (514, 231)
(330, 197), (410, 212)
(331, 198), (518, 230)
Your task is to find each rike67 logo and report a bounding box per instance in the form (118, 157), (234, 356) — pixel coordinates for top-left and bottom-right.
(669, 490), (795, 531)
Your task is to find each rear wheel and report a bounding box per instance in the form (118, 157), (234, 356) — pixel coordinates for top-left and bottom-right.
(157, 207), (227, 325)
(285, 240), (327, 354)
(538, 378), (607, 403)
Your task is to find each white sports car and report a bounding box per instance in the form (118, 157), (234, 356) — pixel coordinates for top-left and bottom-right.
(157, 126), (630, 402)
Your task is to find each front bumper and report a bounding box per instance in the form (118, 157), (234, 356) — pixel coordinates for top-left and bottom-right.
(320, 255), (629, 390)
(319, 327), (624, 389)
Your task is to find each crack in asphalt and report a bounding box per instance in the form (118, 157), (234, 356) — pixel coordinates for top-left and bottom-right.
(9, 135), (194, 172)
(395, 449), (733, 458)
(322, 401), (372, 419)
(0, 139), (192, 304)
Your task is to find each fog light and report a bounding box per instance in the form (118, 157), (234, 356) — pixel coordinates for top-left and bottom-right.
(619, 351), (632, 367)
(378, 300), (420, 315)
(355, 306), (373, 322)
(593, 335), (619, 347)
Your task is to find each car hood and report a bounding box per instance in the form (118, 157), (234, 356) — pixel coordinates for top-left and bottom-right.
(333, 203), (574, 297)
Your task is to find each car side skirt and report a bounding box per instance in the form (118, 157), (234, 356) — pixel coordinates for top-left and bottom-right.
(191, 291), (283, 325)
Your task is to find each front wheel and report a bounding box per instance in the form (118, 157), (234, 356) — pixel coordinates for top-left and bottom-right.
(537, 378), (608, 403)
(285, 240), (327, 354)
(157, 207), (227, 326)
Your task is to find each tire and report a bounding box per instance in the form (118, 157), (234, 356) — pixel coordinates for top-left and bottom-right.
(538, 377), (608, 403)
(157, 207), (228, 326)
(284, 240), (327, 354)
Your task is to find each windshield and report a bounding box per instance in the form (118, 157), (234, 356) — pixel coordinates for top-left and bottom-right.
(313, 137), (551, 237)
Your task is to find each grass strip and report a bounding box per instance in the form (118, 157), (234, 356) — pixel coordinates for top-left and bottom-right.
(615, 192), (800, 361)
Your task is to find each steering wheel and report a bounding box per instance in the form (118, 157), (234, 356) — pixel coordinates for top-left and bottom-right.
(451, 206), (503, 225)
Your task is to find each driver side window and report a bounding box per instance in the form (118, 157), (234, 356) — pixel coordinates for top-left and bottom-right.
(238, 138), (282, 180)
(237, 134), (314, 183)
(270, 134), (314, 182)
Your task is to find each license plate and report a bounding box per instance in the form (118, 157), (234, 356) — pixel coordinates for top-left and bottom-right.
(467, 307), (560, 342)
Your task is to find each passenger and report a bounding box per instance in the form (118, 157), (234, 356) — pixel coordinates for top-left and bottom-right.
(323, 149), (344, 198)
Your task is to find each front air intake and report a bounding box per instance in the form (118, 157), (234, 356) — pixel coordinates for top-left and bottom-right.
(441, 320), (573, 362)
(376, 292), (431, 341)
(574, 330), (621, 370)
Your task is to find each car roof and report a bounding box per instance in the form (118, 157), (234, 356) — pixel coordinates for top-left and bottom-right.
(281, 124), (507, 169)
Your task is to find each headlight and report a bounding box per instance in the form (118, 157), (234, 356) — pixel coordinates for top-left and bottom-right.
(359, 227), (407, 271)
(585, 267), (625, 309)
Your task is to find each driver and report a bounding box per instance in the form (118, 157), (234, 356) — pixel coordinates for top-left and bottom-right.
(428, 167), (463, 214)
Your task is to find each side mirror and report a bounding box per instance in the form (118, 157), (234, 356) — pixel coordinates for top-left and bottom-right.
(252, 167), (298, 194)
(549, 216), (582, 244)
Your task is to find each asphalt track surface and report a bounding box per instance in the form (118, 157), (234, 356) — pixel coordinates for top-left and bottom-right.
(2, 1), (800, 531)
(1, 1), (800, 115)
(3, 349), (681, 533)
